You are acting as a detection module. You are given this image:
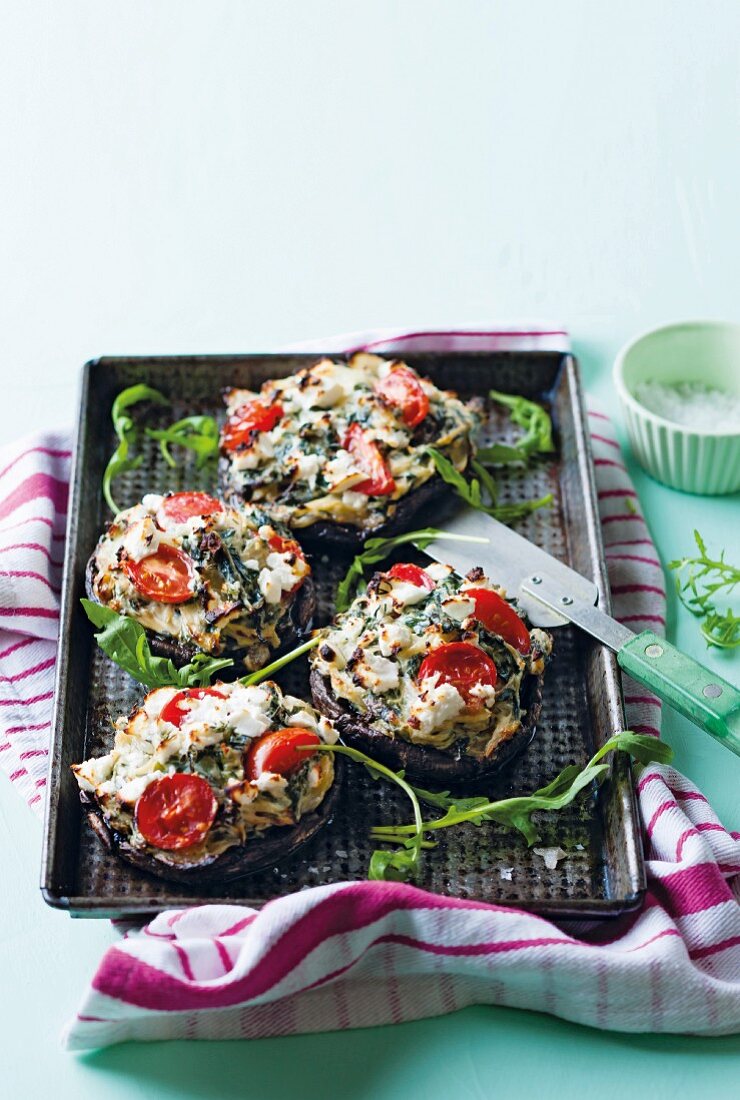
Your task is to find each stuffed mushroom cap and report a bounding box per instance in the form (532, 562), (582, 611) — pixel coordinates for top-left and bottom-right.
(310, 560), (552, 786)
(86, 492), (316, 672)
(219, 353), (482, 543)
(72, 679), (340, 883)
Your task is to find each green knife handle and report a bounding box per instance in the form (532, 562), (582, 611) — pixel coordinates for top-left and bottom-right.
(618, 630), (740, 756)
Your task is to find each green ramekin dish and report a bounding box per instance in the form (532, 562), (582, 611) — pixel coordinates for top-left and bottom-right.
(613, 320), (740, 495)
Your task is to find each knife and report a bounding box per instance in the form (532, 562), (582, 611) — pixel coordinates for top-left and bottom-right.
(423, 511), (740, 758)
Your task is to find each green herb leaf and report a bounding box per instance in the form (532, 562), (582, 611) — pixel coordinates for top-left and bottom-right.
(426, 447), (553, 526)
(80, 599), (233, 688)
(335, 526), (489, 613)
(102, 385), (170, 513)
(485, 389), (555, 459)
(310, 742), (427, 881)
(366, 732), (672, 878)
(668, 530), (740, 650)
(145, 415), (220, 469)
(240, 635), (321, 686)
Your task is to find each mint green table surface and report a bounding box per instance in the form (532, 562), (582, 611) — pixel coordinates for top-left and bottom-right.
(1, 2), (739, 1096)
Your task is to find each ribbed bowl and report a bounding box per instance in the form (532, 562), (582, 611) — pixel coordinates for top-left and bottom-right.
(614, 321), (740, 495)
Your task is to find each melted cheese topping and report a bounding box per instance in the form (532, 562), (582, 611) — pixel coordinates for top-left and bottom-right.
(312, 564), (552, 759)
(72, 680), (337, 861)
(220, 353), (481, 531)
(89, 498), (310, 670)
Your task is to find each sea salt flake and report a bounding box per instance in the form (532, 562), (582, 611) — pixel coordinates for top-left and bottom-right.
(634, 380), (740, 432)
(533, 846), (568, 870)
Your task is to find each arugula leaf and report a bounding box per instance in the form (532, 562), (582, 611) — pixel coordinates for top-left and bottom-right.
(335, 526), (489, 613)
(482, 389), (555, 461)
(145, 415), (220, 470)
(309, 743), (428, 881)
(367, 732), (672, 876)
(240, 635), (321, 686)
(81, 599), (233, 688)
(426, 447), (553, 526)
(668, 530), (740, 650)
(103, 385), (169, 514)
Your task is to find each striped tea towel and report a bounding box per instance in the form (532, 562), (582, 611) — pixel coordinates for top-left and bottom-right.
(0, 327), (737, 1049)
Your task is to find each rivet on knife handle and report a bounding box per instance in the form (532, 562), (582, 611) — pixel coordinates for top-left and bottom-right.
(618, 631), (740, 757)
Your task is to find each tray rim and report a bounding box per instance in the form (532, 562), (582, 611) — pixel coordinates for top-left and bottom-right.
(41, 349), (646, 919)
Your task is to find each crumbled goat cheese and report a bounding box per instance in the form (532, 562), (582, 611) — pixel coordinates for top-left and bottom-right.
(122, 517), (161, 562)
(287, 362), (359, 410)
(294, 452), (322, 488)
(425, 562), (453, 582)
(389, 580), (430, 607)
(468, 681), (498, 707)
(258, 551), (299, 604)
(117, 773), (158, 805)
(441, 596), (476, 622)
(254, 771), (289, 794)
(231, 432), (276, 471)
(325, 449), (361, 490)
(355, 652), (400, 693)
(287, 709), (321, 731)
(378, 620), (413, 656)
(410, 680), (466, 735)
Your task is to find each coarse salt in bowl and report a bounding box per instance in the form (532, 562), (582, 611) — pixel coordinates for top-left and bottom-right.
(613, 321), (740, 494)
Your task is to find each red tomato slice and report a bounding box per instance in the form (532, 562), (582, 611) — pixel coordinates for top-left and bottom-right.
(222, 401), (284, 452)
(344, 423), (396, 496)
(124, 544), (195, 604)
(135, 773), (218, 851)
(245, 727), (321, 780)
(467, 588), (531, 653)
(375, 365), (430, 428)
(387, 562), (435, 592)
(418, 641), (498, 705)
(159, 687), (227, 729)
(157, 492), (224, 526)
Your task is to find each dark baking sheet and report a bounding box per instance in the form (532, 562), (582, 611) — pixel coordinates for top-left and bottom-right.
(41, 351), (645, 918)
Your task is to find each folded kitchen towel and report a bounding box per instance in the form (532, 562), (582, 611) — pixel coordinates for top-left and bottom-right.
(0, 327), (737, 1048)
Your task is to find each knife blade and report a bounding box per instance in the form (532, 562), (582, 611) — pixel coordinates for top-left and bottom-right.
(422, 510), (740, 757)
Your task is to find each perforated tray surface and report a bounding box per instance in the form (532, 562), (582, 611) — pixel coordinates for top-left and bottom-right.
(42, 352), (644, 918)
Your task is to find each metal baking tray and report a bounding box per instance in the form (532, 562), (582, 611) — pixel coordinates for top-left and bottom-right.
(41, 351), (645, 919)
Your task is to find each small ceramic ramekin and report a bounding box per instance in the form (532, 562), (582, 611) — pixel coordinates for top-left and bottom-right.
(613, 321), (740, 495)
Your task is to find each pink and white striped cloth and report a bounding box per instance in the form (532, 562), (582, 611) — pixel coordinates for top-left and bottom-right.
(0, 327), (738, 1049)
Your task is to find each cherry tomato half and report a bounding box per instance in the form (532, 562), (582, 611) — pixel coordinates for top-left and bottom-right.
(375, 365), (430, 428)
(159, 687), (227, 729)
(222, 401), (284, 453)
(157, 492), (224, 526)
(466, 588), (531, 653)
(135, 773), (218, 851)
(245, 727), (321, 780)
(387, 562), (435, 592)
(418, 641), (498, 705)
(344, 423), (396, 496)
(124, 544), (195, 604)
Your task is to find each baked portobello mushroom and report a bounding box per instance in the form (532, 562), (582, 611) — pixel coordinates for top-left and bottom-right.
(86, 491), (316, 673)
(218, 353), (482, 545)
(309, 560), (553, 788)
(72, 679), (341, 884)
